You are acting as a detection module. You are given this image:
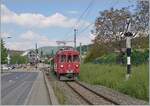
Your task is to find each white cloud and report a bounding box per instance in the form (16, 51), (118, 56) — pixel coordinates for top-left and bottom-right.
(5, 30), (92, 50)
(76, 34), (92, 46)
(1, 4), (89, 28)
(1, 32), (11, 38)
(66, 32), (92, 47)
(6, 30), (58, 50)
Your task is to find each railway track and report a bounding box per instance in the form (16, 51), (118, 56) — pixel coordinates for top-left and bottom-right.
(66, 81), (119, 105)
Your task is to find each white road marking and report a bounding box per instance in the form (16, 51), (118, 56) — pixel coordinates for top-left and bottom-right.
(9, 80), (12, 82)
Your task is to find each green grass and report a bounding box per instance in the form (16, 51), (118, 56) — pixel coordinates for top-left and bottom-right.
(79, 63), (149, 101)
(49, 71), (66, 104)
(52, 84), (66, 104)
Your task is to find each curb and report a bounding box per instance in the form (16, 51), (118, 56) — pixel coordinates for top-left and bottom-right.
(43, 71), (59, 105)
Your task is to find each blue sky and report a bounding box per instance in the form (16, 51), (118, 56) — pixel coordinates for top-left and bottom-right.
(1, 0), (137, 50)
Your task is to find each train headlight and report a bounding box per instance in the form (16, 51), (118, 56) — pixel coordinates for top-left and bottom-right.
(60, 65), (64, 68)
(75, 65), (79, 68)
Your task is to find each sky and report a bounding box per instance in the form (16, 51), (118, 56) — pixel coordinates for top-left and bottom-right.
(1, 0), (137, 51)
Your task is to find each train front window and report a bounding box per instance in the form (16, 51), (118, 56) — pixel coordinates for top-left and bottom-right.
(67, 55), (72, 62)
(61, 55), (66, 62)
(73, 55), (80, 62)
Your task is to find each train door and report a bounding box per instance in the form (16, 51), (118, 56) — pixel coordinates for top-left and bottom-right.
(66, 54), (74, 73)
(54, 55), (60, 72)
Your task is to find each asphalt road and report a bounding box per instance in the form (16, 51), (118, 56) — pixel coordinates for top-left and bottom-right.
(1, 71), (38, 105)
(26, 71), (51, 105)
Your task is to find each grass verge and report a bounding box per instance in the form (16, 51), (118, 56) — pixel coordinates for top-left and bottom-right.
(49, 71), (66, 104)
(52, 84), (66, 104)
(79, 63), (149, 101)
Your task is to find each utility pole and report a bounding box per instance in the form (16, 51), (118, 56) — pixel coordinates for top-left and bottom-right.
(125, 18), (133, 80)
(80, 43), (82, 63)
(86, 45), (88, 53)
(35, 43), (38, 69)
(7, 50), (10, 65)
(74, 29), (77, 50)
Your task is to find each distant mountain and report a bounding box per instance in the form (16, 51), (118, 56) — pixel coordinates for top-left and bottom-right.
(9, 50), (24, 56)
(37, 45), (92, 56)
(38, 46), (59, 56)
(37, 46), (73, 56)
(76, 44), (92, 54)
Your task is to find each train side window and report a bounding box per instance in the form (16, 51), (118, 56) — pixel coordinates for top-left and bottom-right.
(61, 55), (66, 62)
(73, 55), (79, 62)
(67, 55), (72, 62)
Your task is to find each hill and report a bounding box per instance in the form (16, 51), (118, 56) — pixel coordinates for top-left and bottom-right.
(38, 46), (74, 56)
(9, 50), (24, 56)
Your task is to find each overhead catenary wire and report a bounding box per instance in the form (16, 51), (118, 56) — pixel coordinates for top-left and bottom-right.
(81, 0), (124, 35)
(78, 23), (94, 35)
(75, 0), (119, 37)
(62, 0), (95, 40)
(61, 0), (120, 45)
(75, 0), (121, 44)
(74, 0), (95, 27)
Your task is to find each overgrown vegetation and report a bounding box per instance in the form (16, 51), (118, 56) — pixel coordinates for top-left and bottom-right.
(84, 1), (149, 63)
(10, 53), (28, 64)
(52, 84), (66, 104)
(49, 71), (66, 104)
(1, 39), (8, 64)
(92, 49), (149, 65)
(84, 37), (149, 63)
(79, 64), (149, 101)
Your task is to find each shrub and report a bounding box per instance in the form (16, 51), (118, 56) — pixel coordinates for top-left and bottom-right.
(93, 53), (117, 64)
(131, 49), (149, 65)
(92, 49), (149, 65)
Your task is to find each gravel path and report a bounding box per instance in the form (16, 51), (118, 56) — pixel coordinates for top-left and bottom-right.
(48, 71), (89, 105)
(78, 81), (148, 105)
(67, 81), (113, 105)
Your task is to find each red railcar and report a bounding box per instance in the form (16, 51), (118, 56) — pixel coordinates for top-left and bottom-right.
(54, 48), (80, 80)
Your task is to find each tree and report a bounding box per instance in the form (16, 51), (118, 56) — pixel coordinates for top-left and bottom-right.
(10, 53), (28, 64)
(84, 1), (149, 63)
(89, 7), (131, 63)
(1, 39), (8, 64)
(131, 1), (149, 37)
(93, 7), (131, 49)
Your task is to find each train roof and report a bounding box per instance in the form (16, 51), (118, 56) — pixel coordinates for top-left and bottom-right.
(56, 48), (79, 55)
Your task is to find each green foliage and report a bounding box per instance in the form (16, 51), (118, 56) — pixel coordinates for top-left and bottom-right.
(132, 37), (149, 49)
(1, 39), (8, 64)
(89, 49), (149, 65)
(132, 50), (143, 65)
(84, 43), (111, 63)
(76, 44), (91, 54)
(86, 1), (149, 64)
(118, 64), (149, 100)
(79, 64), (149, 101)
(10, 53), (28, 64)
(93, 53), (117, 64)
